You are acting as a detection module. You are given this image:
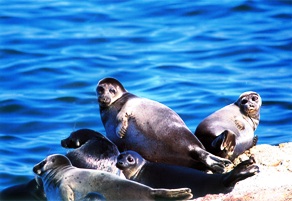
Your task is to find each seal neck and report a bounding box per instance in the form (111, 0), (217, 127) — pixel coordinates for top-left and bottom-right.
(128, 159), (147, 180)
(42, 166), (71, 188)
(245, 113), (260, 131)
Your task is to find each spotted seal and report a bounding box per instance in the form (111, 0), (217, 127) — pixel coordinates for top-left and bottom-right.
(194, 91), (262, 160)
(33, 154), (193, 201)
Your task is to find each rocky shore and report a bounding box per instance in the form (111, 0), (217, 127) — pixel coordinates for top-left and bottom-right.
(195, 142), (292, 201)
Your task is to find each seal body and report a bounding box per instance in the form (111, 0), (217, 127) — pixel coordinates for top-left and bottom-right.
(116, 151), (259, 199)
(33, 154), (193, 201)
(0, 178), (46, 201)
(97, 78), (230, 173)
(194, 91), (262, 160)
(61, 129), (122, 176)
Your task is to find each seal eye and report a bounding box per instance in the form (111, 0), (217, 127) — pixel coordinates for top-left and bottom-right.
(97, 86), (104, 95)
(127, 156), (134, 163)
(241, 99), (248, 105)
(252, 96), (258, 101)
(109, 88), (116, 94)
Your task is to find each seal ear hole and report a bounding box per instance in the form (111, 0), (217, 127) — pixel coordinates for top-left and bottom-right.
(241, 99), (248, 105)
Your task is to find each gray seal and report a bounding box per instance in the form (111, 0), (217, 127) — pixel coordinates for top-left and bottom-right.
(96, 77), (231, 173)
(116, 150), (259, 199)
(33, 154), (193, 201)
(194, 91), (262, 160)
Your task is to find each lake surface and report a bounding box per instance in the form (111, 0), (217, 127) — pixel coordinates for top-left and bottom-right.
(0, 0), (291, 190)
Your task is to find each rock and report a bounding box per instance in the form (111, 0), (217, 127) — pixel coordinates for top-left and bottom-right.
(195, 143), (292, 201)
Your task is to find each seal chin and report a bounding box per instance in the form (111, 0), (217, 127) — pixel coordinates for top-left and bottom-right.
(61, 139), (68, 148)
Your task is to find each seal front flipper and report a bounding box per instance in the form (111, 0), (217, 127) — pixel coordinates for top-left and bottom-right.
(211, 130), (236, 157)
(116, 112), (133, 138)
(253, 135), (258, 146)
(223, 156), (259, 187)
(151, 188), (192, 200)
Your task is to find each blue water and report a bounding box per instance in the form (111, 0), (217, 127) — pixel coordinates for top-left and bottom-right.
(0, 0), (291, 191)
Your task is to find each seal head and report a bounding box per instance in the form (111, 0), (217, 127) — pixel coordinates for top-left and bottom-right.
(97, 78), (126, 108)
(61, 129), (122, 175)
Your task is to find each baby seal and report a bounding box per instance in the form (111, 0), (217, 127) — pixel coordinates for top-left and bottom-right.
(116, 150), (259, 199)
(33, 154), (193, 201)
(194, 91), (262, 160)
(61, 128), (122, 175)
(96, 77), (231, 173)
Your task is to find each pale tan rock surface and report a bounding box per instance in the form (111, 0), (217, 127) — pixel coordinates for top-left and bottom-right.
(194, 143), (292, 201)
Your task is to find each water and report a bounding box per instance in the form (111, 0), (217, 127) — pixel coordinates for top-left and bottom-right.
(0, 0), (291, 191)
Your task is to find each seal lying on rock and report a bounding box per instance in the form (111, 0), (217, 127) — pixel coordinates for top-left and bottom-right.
(0, 129), (123, 201)
(194, 91), (262, 160)
(61, 128), (122, 176)
(116, 150), (259, 199)
(33, 154), (193, 201)
(96, 77), (231, 173)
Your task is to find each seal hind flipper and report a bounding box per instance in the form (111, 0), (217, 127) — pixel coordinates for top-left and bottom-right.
(189, 148), (231, 173)
(222, 156), (259, 187)
(151, 188), (192, 200)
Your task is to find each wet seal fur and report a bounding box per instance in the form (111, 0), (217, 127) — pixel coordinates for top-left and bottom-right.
(96, 77), (231, 173)
(61, 128), (122, 176)
(33, 154), (193, 201)
(116, 150), (259, 199)
(194, 91), (262, 161)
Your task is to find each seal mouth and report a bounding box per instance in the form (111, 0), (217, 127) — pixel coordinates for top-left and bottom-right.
(33, 166), (42, 175)
(33, 160), (47, 175)
(98, 96), (111, 107)
(61, 139), (68, 148)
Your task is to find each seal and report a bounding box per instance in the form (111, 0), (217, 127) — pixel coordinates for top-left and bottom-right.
(96, 77), (231, 173)
(33, 154), (193, 201)
(194, 91), (262, 161)
(0, 129), (123, 201)
(116, 150), (259, 199)
(0, 178), (46, 201)
(61, 128), (122, 176)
